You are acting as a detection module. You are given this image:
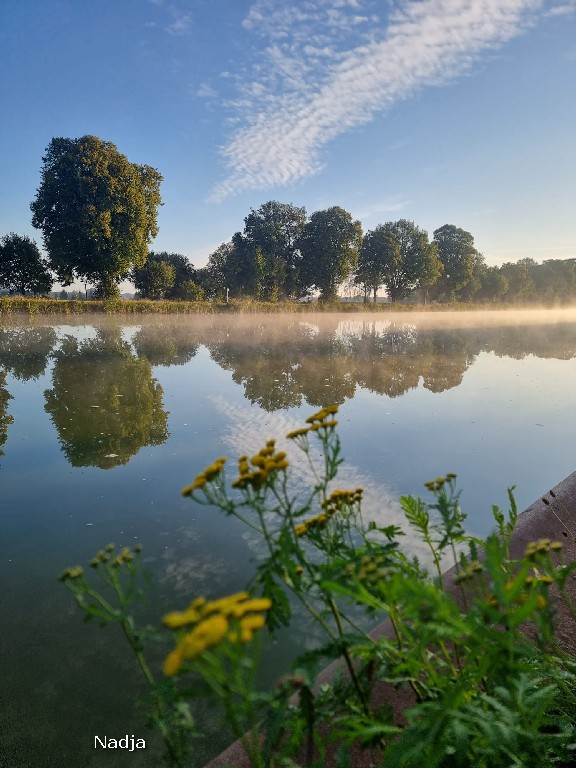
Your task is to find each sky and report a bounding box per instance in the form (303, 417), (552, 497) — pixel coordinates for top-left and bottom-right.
(1, 0), (575, 284)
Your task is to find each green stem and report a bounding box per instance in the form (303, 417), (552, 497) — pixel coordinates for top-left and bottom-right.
(328, 597), (370, 716)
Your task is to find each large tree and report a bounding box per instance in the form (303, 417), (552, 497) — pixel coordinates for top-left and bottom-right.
(30, 135), (162, 298)
(240, 201), (307, 300)
(432, 224), (482, 302)
(299, 206), (362, 301)
(360, 220), (441, 303)
(0, 233), (52, 295)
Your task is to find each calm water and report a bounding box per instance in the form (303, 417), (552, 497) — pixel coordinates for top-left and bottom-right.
(1, 310), (576, 767)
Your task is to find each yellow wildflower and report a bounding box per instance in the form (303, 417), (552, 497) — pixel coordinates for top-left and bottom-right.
(286, 427), (310, 440)
(162, 607), (203, 629)
(58, 565), (84, 581)
(202, 592), (250, 615)
(229, 597), (272, 617)
(163, 649), (183, 677)
(240, 614), (266, 631)
(180, 614), (229, 661)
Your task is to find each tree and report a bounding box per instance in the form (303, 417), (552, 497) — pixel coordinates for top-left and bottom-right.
(241, 201), (307, 300)
(432, 225), (482, 301)
(132, 258), (175, 299)
(532, 259), (576, 304)
(222, 233), (265, 298)
(199, 242), (232, 300)
(132, 251), (199, 300)
(299, 207), (362, 301)
(157, 253), (197, 299)
(354, 228), (389, 303)
(475, 265), (509, 303)
(30, 135), (162, 298)
(499, 259), (536, 303)
(360, 221), (440, 303)
(0, 233), (52, 295)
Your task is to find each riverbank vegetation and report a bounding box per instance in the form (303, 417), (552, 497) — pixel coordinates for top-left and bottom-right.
(1, 134), (575, 304)
(60, 407), (576, 767)
(2, 294), (576, 316)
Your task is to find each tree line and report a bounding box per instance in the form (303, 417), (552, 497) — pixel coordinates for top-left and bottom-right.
(0, 134), (574, 304)
(191, 203), (576, 306)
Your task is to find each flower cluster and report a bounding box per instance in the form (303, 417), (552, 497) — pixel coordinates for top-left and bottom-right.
(294, 487), (363, 538)
(321, 487), (363, 515)
(342, 553), (394, 586)
(58, 565), (84, 582)
(524, 538), (563, 560)
(453, 560), (483, 585)
(87, 543), (142, 569)
(162, 591), (272, 676)
(286, 404), (339, 440)
(182, 457), (227, 496)
(231, 440), (289, 490)
(424, 473), (457, 492)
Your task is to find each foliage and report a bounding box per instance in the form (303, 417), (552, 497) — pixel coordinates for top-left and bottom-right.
(133, 257), (176, 300)
(299, 206), (363, 301)
(155, 252), (198, 300)
(61, 408), (576, 767)
(357, 220), (441, 303)
(30, 135), (162, 298)
(0, 232), (52, 295)
(241, 201), (308, 300)
(199, 242), (232, 300)
(0, 369), (14, 458)
(45, 330), (169, 468)
(432, 225), (483, 302)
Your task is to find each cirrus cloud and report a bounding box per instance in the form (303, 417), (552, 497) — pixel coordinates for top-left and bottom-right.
(209, 0), (545, 202)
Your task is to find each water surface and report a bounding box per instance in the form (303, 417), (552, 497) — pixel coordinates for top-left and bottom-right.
(2, 310), (576, 767)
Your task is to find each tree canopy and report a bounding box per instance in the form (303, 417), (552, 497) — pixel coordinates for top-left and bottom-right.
(0, 233), (52, 295)
(30, 135), (162, 297)
(299, 206), (362, 301)
(431, 225), (483, 301)
(357, 221), (441, 303)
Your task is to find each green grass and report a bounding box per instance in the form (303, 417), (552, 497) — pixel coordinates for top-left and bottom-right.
(0, 296), (544, 316)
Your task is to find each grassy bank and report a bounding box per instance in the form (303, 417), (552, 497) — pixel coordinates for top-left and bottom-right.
(0, 296), (563, 316)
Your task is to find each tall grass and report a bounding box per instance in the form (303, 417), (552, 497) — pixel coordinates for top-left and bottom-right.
(0, 296), (531, 316)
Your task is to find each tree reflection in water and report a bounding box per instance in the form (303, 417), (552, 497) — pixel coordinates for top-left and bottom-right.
(44, 329), (169, 469)
(0, 326), (57, 380)
(0, 369), (13, 458)
(203, 316), (576, 410)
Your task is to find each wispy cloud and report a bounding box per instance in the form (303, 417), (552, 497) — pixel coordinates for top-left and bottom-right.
(547, 1), (576, 15)
(150, 0), (194, 36)
(210, 0), (545, 202)
(353, 197), (412, 220)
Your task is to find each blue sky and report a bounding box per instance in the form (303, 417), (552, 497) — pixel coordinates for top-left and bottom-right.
(1, 0), (575, 279)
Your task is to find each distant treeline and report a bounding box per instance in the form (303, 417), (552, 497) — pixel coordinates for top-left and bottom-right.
(134, 202), (575, 306)
(2, 199), (575, 306)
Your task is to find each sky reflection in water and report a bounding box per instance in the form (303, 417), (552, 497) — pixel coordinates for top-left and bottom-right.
(1, 310), (576, 767)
